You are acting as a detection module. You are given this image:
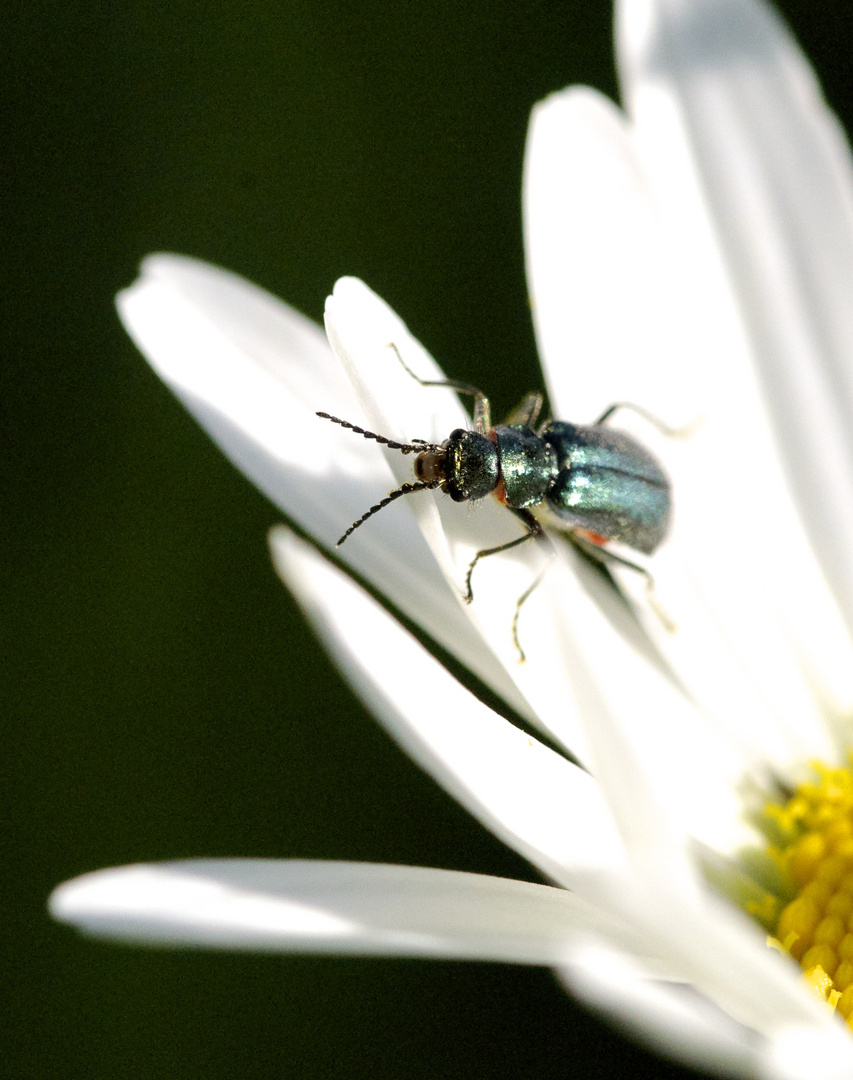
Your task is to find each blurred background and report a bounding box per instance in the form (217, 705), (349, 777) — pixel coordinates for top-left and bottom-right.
(5, 1), (853, 1077)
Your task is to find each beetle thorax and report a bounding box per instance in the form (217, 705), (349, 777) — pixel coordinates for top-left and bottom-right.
(493, 425), (555, 509)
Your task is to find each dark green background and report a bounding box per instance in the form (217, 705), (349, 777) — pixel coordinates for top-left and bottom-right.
(6, 2), (852, 1077)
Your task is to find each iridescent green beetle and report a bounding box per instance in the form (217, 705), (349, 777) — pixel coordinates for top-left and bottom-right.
(319, 351), (672, 657)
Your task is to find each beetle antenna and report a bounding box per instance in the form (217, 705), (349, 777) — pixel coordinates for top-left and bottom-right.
(317, 412), (438, 455)
(337, 480), (442, 545)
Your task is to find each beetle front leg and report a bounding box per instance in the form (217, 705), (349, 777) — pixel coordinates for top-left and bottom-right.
(464, 509), (554, 662)
(463, 509), (544, 602)
(386, 342), (492, 432)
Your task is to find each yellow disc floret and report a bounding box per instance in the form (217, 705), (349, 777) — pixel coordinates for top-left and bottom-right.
(764, 761), (853, 1024)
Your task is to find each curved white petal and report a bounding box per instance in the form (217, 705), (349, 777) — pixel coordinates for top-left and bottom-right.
(323, 277), (470, 447)
(601, 883), (829, 1039)
(269, 526), (628, 887)
(617, 0), (853, 727)
(324, 276), (625, 765)
(522, 84), (779, 841)
(323, 276), (506, 603)
(522, 79), (846, 780)
(116, 254), (532, 721)
(559, 940), (853, 1080)
(761, 1024), (853, 1080)
(272, 527), (749, 919)
(524, 85), (693, 429)
(521, 556), (757, 863)
(321, 277), (579, 748)
(49, 859), (657, 965)
(53, 854), (826, 1041)
(558, 945), (762, 1079)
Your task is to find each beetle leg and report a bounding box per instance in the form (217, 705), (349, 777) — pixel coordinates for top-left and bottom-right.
(464, 508), (554, 661)
(569, 532), (675, 633)
(503, 392), (544, 429)
(386, 343), (492, 432)
(594, 401), (698, 439)
(509, 562), (551, 663)
(464, 509), (543, 600)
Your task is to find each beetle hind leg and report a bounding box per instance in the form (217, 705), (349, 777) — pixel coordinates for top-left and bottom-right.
(594, 401), (698, 439)
(569, 532), (675, 633)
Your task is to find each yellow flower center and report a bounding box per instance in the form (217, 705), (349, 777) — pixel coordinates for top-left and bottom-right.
(758, 762), (853, 1025)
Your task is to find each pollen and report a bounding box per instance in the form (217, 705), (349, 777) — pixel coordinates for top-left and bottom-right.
(762, 762), (853, 1024)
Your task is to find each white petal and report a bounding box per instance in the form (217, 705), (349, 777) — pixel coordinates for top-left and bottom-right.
(523, 79), (846, 775)
(522, 88), (821, 775)
(116, 255), (533, 721)
(322, 276), (730, 816)
(761, 1024), (853, 1080)
(269, 527), (629, 887)
(323, 276), (470, 447)
(558, 944), (762, 1078)
(560, 888), (843, 1074)
(324, 284), (534, 616)
(618, 0), (853, 722)
(323, 276), (472, 591)
(609, 885), (829, 1037)
(50, 859), (648, 964)
(559, 937), (850, 1080)
(523, 85), (694, 429)
(323, 276), (602, 756)
(504, 549), (747, 868)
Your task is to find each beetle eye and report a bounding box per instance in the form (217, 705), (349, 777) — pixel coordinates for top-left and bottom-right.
(445, 483), (470, 503)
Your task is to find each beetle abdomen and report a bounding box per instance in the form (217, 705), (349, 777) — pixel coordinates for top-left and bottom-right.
(543, 421), (671, 554)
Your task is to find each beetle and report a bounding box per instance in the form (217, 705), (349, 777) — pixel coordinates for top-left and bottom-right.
(318, 345), (672, 658)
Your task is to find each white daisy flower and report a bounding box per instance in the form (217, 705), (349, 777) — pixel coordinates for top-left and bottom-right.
(49, 0), (853, 1075)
